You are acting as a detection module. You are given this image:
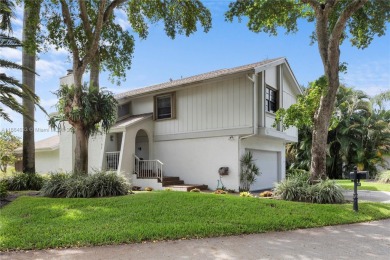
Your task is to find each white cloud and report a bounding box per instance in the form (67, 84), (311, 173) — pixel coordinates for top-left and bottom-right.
(36, 59), (67, 80)
(342, 60), (390, 96)
(0, 47), (22, 60)
(40, 98), (58, 109)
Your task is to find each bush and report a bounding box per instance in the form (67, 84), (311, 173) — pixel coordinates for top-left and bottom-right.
(214, 189), (227, 194)
(308, 179), (344, 204)
(164, 187), (173, 191)
(40, 171), (130, 198)
(376, 170), (390, 184)
(239, 191), (253, 197)
(190, 188), (200, 192)
(144, 187), (153, 192)
(40, 173), (69, 197)
(274, 174), (344, 204)
(0, 180), (8, 199)
(6, 172), (45, 191)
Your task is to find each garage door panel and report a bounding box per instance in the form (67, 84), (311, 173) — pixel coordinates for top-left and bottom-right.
(248, 149), (278, 191)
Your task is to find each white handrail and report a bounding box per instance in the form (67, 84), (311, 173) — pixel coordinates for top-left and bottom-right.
(134, 155), (163, 181)
(106, 151), (120, 171)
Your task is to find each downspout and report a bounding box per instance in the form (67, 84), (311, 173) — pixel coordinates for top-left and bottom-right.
(240, 73), (258, 141)
(237, 73), (258, 190)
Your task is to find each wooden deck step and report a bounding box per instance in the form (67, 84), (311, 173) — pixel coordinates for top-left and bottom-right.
(165, 184), (209, 192)
(162, 180), (185, 186)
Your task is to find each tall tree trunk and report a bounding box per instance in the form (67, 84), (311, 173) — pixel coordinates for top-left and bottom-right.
(90, 51), (100, 90)
(22, 2), (40, 174)
(70, 69), (89, 174)
(74, 125), (88, 174)
(309, 43), (340, 181)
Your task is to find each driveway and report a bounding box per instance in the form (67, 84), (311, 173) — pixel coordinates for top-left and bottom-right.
(342, 190), (390, 203)
(2, 219), (390, 260)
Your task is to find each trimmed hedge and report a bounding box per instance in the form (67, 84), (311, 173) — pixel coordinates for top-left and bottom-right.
(5, 172), (45, 191)
(41, 171), (130, 198)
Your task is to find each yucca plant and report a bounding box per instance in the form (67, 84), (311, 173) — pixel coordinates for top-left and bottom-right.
(309, 179), (344, 204)
(240, 151), (260, 191)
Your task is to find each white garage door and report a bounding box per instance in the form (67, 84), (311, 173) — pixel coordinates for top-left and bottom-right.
(248, 149), (279, 191)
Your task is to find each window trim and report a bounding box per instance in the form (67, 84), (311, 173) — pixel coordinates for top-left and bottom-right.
(154, 92), (176, 120)
(117, 102), (131, 120)
(265, 86), (278, 114)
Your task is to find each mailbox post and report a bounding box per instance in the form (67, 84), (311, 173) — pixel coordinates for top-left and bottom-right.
(349, 166), (368, 212)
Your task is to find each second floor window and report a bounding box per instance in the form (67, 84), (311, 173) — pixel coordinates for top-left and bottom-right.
(266, 87), (277, 113)
(155, 92), (176, 120)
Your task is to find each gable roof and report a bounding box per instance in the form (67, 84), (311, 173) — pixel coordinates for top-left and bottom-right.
(110, 113), (153, 132)
(116, 57), (293, 100)
(15, 135), (59, 154)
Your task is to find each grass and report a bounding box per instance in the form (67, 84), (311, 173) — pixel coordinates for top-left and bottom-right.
(335, 180), (390, 192)
(1, 192), (390, 251)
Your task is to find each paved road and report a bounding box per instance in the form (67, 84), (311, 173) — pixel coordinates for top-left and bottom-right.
(2, 219), (390, 260)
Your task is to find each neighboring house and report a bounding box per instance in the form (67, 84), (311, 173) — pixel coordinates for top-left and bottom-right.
(21, 58), (302, 191)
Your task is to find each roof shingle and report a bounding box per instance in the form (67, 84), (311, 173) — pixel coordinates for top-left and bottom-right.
(116, 57), (284, 100)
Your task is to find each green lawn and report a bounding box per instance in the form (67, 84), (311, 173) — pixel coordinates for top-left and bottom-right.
(1, 192), (390, 250)
(335, 180), (390, 192)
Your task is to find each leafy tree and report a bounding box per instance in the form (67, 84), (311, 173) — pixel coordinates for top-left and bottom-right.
(279, 80), (390, 178)
(226, 0), (390, 181)
(44, 0), (212, 174)
(0, 130), (22, 172)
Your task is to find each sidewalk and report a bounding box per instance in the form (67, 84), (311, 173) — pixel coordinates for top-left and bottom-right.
(2, 219), (390, 260)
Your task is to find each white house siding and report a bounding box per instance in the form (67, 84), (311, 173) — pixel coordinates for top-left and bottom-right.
(155, 74), (253, 136)
(36, 150), (60, 173)
(131, 96), (153, 115)
(282, 67), (298, 139)
(118, 118), (154, 182)
(88, 134), (105, 172)
(59, 122), (75, 172)
(154, 136), (240, 191)
(241, 136), (286, 191)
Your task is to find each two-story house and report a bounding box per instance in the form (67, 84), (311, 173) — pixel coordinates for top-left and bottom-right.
(24, 57), (302, 191)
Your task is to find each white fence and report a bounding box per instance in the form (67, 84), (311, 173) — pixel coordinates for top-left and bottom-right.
(134, 155), (163, 181)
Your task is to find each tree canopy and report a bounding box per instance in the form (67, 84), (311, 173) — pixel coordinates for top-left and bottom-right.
(226, 0), (390, 180)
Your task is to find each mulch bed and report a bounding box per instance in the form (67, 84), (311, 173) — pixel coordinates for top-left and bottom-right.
(0, 191), (40, 209)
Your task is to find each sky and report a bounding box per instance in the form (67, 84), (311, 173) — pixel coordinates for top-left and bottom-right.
(0, 1), (389, 141)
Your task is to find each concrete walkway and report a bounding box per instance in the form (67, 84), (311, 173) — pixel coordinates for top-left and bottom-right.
(2, 219), (390, 260)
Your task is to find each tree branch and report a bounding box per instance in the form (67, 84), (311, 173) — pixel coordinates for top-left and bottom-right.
(330, 0), (368, 47)
(103, 0), (127, 24)
(83, 0), (107, 67)
(59, 0), (80, 68)
(78, 0), (93, 40)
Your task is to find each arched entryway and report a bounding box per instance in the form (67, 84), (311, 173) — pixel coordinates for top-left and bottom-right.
(135, 129), (149, 160)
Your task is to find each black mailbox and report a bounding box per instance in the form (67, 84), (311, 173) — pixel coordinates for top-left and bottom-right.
(349, 166), (369, 212)
(349, 171), (368, 180)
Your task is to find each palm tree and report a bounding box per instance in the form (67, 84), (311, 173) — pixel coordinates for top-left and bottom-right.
(22, 0), (42, 173)
(0, 33), (39, 122)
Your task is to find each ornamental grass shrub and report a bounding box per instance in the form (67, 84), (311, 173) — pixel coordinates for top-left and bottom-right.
(5, 172), (45, 191)
(376, 170), (390, 184)
(274, 170), (344, 204)
(0, 180), (8, 199)
(40, 171), (130, 198)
